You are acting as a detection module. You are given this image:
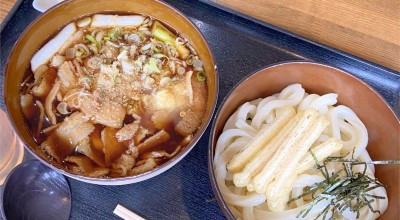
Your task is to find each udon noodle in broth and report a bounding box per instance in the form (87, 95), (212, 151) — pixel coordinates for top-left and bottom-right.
(20, 13), (207, 178)
(214, 84), (388, 220)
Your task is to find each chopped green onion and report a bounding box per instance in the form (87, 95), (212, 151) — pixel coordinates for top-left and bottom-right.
(88, 44), (98, 55)
(151, 21), (190, 59)
(109, 28), (121, 40)
(149, 58), (161, 73)
(194, 67), (204, 72)
(186, 55), (195, 65)
(85, 34), (100, 48)
(154, 47), (161, 53)
(193, 59), (203, 68)
(196, 71), (206, 81)
(152, 54), (168, 59)
(114, 75), (120, 84)
(75, 50), (83, 58)
(151, 21), (175, 44)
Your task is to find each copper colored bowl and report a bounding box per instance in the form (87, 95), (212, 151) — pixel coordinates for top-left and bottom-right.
(4, 0), (217, 185)
(208, 61), (399, 219)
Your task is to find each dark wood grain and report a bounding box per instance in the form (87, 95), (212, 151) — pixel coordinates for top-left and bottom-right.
(213, 0), (400, 71)
(0, 0), (17, 23)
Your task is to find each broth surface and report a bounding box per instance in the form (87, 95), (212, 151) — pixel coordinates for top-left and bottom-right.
(20, 13), (207, 178)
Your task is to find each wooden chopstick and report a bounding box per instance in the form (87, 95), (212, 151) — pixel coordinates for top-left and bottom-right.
(113, 204), (146, 220)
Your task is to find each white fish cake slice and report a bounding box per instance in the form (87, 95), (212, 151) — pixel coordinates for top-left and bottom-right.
(30, 22), (77, 72)
(91, 14), (145, 28)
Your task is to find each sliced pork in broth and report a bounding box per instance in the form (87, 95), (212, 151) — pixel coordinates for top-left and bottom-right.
(20, 13), (208, 178)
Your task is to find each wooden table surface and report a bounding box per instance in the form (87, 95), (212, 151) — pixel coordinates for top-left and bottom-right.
(0, 0), (17, 22)
(213, 0), (400, 72)
(1, 0), (399, 71)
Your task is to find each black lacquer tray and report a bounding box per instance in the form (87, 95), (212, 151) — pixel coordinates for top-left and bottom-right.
(0, 0), (398, 219)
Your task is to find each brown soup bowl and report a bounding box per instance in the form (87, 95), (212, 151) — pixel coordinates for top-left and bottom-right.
(4, 0), (217, 185)
(208, 61), (399, 219)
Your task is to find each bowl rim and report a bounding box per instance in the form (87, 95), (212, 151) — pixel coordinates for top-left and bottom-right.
(207, 60), (399, 219)
(4, 0), (219, 184)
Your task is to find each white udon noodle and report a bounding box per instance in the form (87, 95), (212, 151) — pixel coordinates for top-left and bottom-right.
(214, 84), (388, 220)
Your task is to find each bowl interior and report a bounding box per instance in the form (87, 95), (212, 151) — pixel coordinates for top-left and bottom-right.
(209, 62), (399, 219)
(4, 0), (217, 184)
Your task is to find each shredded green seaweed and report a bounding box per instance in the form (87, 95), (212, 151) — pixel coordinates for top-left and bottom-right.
(288, 149), (397, 220)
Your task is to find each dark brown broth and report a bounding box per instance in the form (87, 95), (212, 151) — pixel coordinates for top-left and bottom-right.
(20, 13), (206, 177)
